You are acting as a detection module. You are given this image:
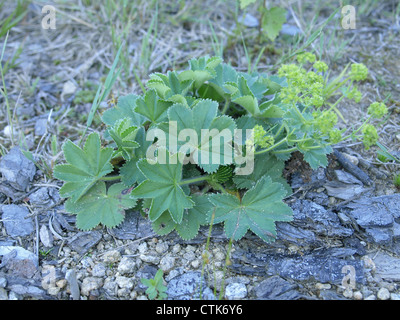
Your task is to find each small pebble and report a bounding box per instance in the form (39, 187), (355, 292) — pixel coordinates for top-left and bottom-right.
(315, 283), (331, 290)
(377, 287), (390, 300)
(353, 291), (363, 300)
(102, 250), (121, 263)
(391, 293), (400, 300)
(343, 288), (353, 298)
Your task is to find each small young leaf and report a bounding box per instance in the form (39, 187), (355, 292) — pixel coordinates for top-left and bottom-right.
(240, 0), (257, 10)
(147, 71), (193, 100)
(108, 118), (139, 160)
(65, 182), (137, 230)
(261, 7), (287, 42)
(119, 127), (151, 186)
(134, 89), (172, 125)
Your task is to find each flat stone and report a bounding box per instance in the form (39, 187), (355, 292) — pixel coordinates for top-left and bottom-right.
(108, 210), (156, 240)
(372, 252), (400, 281)
(1, 205), (34, 237)
(225, 282), (247, 300)
(0, 146), (36, 191)
(39, 224), (54, 247)
(324, 181), (367, 200)
(346, 194), (400, 228)
(29, 187), (60, 207)
(166, 271), (215, 300)
(289, 199), (353, 238)
(67, 231), (102, 255)
(232, 247), (364, 285)
(0, 246), (38, 268)
(255, 276), (302, 300)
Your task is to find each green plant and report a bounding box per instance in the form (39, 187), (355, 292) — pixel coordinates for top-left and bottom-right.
(0, 0), (29, 39)
(141, 269), (167, 300)
(54, 54), (386, 243)
(393, 173), (400, 188)
(239, 0), (287, 42)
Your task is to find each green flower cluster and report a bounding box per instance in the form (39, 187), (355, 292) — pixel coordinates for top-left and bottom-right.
(313, 61), (329, 73)
(362, 124), (378, 150)
(329, 129), (342, 144)
(253, 125), (275, 149)
(349, 63), (369, 81)
(296, 52), (316, 64)
(278, 63), (324, 107)
(367, 102), (388, 119)
(313, 110), (338, 134)
(346, 86), (362, 103)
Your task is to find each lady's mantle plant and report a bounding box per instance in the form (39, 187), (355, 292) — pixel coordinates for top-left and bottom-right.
(54, 54), (387, 243)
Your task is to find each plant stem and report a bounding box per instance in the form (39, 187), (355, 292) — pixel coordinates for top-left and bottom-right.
(221, 98), (231, 115)
(254, 137), (288, 155)
(218, 237), (234, 300)
(100, 175), (122, 181)
(272, 146), (298, 154)
(179, 175), (209, 185)
(200, 207), (216, 300)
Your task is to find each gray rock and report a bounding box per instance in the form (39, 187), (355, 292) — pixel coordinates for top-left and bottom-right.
(225, 282), (247, 300)
(39, 224), (54, 247)
(238, 13), (259, 28)
(280, 24), (301, 36)
(80, 277), (103, 296)
(276, 198), (354, 247)
(0, 277), (6, 288)
(0, 146), (36, 191)
(255, 276), (302, 300)
(343, 194), (400, 246)
(1, 273), (47, 299)
(92, 263), (107, 277)
(166, 271), (215, 300)
(29, 187), (60, 207)
(289, 199), (353, 238)
(346, 195), (400, 228)
(1, 205), (34, 237)
(0, 287), (8, 300)
(0, 246), (39, 278)
(372, 252), (400, 281)
(159, 255), (175, 273)
(117, 257), (136, 275)
(34, 118), (48, 136)
(232, 247), (364, 285)
(115, 275), (134, 290)
(324, 180), (367, 200)
(364, 227), (392, 245)
(65, 269), (80, 300)
(0, 246), (37, 264)
(67, 231), (102, 255)
(136, 265), (158, 291)
(108, 210), (155, 240)
(377, 287), (390, 300)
